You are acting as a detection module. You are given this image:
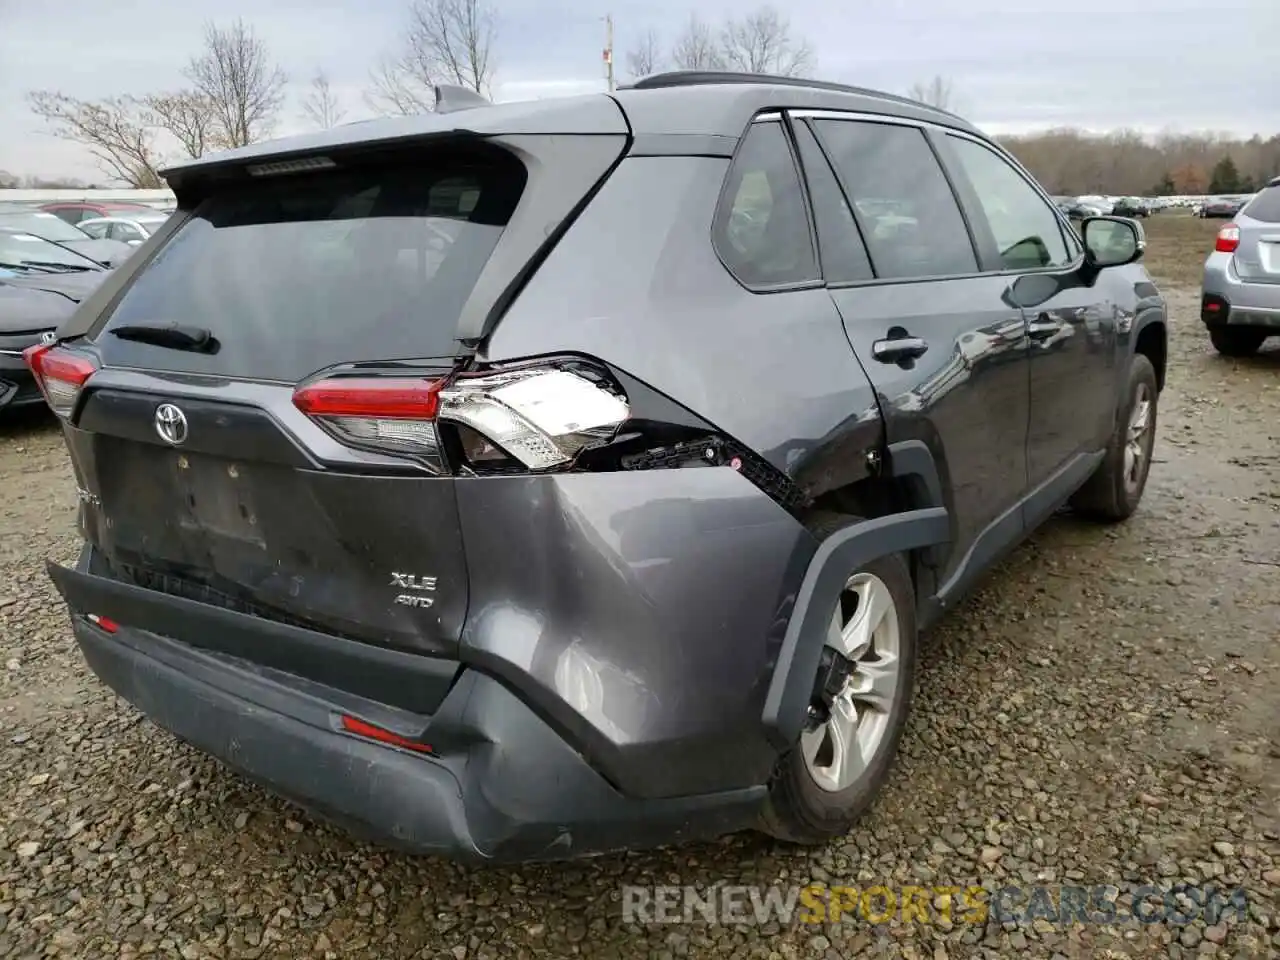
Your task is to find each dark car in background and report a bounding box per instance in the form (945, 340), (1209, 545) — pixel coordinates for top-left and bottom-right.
(0, 230), (108, 414)
(0, 206), (134, 268)
(30, 73), (1166, 861)
(1200, 196), (1247, 218)
(1111, 198), (1151, 218)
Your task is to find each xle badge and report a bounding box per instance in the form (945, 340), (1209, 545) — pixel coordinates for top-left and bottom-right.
(391, 572), (436, 608)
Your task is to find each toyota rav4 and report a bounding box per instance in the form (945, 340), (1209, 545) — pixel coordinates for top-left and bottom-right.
(29, 73), (1168, 862)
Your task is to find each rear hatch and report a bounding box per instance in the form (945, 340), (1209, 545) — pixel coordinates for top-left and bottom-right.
(46, 117), (628, 659)
(1233, 185), (1280, 284)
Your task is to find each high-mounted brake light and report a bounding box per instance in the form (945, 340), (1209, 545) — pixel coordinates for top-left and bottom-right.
(1215, 225), (1240, 253)
(292, 366), (631, 472)
(23, 343), (97, 419)
(245, 156), (336, 177)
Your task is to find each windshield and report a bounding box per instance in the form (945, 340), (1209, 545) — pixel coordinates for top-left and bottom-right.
(0, 211), (88, 242)
(0, 230), (104, 271)
(96, 147), (526, 381)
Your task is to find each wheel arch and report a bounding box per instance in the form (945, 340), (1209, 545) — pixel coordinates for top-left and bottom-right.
(1133, 317), (1167, 392)
(761, 506), (949, 750)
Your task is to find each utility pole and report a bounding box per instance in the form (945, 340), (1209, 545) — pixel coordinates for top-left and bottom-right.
(603, 14), (615, 92)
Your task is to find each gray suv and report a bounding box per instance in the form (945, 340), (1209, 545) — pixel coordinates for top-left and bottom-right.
(28, 73), (1168, 861)
(1201, 177), (1280, 356)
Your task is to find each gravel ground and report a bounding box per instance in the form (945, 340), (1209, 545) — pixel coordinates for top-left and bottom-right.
(1, 283), (1277, 959)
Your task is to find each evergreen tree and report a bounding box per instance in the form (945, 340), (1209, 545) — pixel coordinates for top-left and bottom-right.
(1209, 155), (1241, 193)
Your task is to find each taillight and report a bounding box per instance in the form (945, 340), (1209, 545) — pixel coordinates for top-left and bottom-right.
(22, 343), (97, 419)
(292, 365), (630, 472)
(1215, 225), (1240, 253)
(292, 376), (445, 459)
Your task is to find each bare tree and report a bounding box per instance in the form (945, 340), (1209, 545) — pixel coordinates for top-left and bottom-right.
(367, 0), (497, 116)
(185, 19), (287, 148)
(908, 75), (957, 112)
(719, 6), (814, 77)
(301, 71), (346, 129)
(625, 28), (663, 80)
(670, 14), (723, 71)
(141, 91), (217, 159)
(26, 91), (164, 187)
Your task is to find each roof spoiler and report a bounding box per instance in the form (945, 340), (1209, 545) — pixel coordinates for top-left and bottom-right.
(434, 84), (491, 115)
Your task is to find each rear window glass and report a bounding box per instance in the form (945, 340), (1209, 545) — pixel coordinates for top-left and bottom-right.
(1242, 186), (1280, 223)
(96, 149), (526, 381)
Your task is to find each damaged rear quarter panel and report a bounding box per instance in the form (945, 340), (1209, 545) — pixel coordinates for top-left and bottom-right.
(455, 468), (817, 799)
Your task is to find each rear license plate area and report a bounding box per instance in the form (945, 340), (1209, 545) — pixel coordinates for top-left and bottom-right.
(175, 453), (267, 548)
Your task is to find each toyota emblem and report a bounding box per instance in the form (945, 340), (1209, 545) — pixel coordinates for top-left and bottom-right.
(154, 403), (189, 446)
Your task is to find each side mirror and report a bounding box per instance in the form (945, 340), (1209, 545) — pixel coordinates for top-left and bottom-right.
(1082, 216), (1144, 268)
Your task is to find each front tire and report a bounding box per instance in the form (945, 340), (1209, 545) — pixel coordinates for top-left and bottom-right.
(762, 514), (917, 845)
(1209, 327), (1267, 357)
(1071, 354), (1158, 522)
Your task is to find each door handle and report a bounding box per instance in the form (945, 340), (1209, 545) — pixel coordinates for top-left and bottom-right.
(871, 335), (929, 364)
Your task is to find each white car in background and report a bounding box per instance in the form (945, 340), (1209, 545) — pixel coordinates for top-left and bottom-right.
(77, 212), (173, 247)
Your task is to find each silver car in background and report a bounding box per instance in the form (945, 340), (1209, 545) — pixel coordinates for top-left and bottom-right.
(1201, 177), (1280, 356)
(76, 212), (173, 247)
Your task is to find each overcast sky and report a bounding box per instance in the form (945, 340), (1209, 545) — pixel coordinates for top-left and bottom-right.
(0, 0), (1275, 182)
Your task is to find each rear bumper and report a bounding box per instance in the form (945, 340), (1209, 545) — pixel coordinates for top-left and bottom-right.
(1202, 255), (1280, 328)
(70, 611), (765, 862)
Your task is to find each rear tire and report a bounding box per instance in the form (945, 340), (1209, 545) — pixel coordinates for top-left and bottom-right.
(761, 512), (917, 845)
(1071, 354), (1158, 523)
(1209, 327), (1267, 357)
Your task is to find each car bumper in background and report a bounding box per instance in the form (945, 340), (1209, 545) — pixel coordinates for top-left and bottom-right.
(1201, 256), (1280, 328)
(0, 353), (43, 411)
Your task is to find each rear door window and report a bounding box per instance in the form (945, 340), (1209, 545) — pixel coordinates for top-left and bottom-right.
(713, 120), (819, 288)
(812, 119), (978, 280)
(95, 148), (527, 381)
(791, 122), (874, 283)
(1242, 186), (1280, 222)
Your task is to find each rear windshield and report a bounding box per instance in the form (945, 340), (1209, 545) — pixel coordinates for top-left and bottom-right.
(95, 148), (527, 381)
(1242, 186), (1280, 223)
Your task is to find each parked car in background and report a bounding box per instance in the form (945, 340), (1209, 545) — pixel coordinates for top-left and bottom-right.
(31, 72), (1167, 862)
(1200, 196), (1245, 218)
(40, 200), (156, 226)
(1111, 198), (1151, 218)
(1065, 200), (1105, 220)
(1, 229), (109, 415)
(1201, 177), (1280, 356)
(0, 206), (134, 268)
(78, 212), (172, 246)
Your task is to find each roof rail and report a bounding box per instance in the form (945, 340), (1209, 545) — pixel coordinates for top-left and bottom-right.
(434, 84), (491, 115)
(626, 70), (966, 122)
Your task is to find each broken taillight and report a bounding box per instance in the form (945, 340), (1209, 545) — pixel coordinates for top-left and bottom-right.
(292, 365), (630, 472)
(22, 343), (97, 419)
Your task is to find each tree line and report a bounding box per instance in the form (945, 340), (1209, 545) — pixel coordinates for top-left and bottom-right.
(1000, 130), (1279, 197)
(18, 0), (1278, 196)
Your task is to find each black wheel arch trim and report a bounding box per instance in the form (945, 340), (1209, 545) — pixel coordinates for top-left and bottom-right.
(886, 439), (944, 510)
(761, 506), (950, 750)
